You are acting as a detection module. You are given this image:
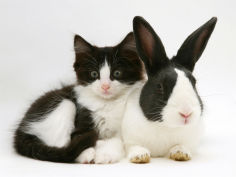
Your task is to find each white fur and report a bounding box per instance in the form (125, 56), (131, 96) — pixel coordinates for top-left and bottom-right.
(94, 138), (124, 164)
(84, 58), (138, 100)
(76, 138), (125, 164)
(74, 77), (145, 139)
(75, 85), (130, 139)
(161, 69), (202, 127)
(24, 99), (76, 147)
(75, 147), (96, 163)
(127, 145), (150, 161)
(122, 68), (203, 160)
(168, 145), (192, 158)
(74, 59), (145, 163)
(100, 61), (110, 85)
(74, 82), (143, 163)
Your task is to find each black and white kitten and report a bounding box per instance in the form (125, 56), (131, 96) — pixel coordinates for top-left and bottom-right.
(14, 32), (145, 163)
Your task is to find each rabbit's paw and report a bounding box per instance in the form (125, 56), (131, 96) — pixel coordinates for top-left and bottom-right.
(128, 146), (150, 163)
(169, 145), (191, 161)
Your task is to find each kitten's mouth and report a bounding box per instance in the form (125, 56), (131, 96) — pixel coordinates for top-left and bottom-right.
(100, 90), (115, 99)
(103, 90), (111, 95)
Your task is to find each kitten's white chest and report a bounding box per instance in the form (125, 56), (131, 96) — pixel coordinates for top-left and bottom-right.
(75, 86), (128, 139)
(93, 100), (126, 138)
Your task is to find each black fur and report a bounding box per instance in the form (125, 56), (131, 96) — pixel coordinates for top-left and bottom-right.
(140, 66), (177, 121)
(14, 32), (143, 163)
(133, 17), (169, 76)
(133, 16), (216, 122)
(14, 86), (98, 163)
(172, 17), (217, 72)
(73, 32), (144, 85)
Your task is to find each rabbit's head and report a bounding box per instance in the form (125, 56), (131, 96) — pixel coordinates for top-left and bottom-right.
(133, 16), (217, 127)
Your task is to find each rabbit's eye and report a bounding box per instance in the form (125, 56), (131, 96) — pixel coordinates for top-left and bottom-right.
(157, 83), (163, 93)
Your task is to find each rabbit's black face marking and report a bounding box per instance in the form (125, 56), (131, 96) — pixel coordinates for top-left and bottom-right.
(140, 65), (203, 124)
(140, 66), (177, 122)
(160, 68), (203, 126)
(134, 16), (216, 126)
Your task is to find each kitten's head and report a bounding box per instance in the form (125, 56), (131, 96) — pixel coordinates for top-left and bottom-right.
(73, 32), (144, 99)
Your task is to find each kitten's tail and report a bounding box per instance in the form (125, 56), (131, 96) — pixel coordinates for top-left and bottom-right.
(13, 129), (97, 163)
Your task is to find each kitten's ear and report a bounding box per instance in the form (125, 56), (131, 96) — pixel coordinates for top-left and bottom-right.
(133, 16), (169, 76)
(74, 34), (93, 53)
(118, 32), (136, 52)
(173, 17), (217, 72)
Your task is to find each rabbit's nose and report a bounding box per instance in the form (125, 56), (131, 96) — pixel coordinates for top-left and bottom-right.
(179, 112), (192, 119)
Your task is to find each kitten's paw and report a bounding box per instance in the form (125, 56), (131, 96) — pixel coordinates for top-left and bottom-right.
(96, 140), (105, 148)
(94, 139), (124, 164)
(94, 147), (122, 164)
(169, 145), (192, 161)
(75, 147), (95, 164)
(128, 146), (150, 163)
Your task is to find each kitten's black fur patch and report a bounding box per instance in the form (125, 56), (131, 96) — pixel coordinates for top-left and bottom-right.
(14, 32), (144, 163)
(14, 86), (98, 163)
(74, 32), (144, 85)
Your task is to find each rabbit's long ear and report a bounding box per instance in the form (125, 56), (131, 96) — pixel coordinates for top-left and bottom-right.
(133, 16), (168, 77)
(173, 17), (217, 72)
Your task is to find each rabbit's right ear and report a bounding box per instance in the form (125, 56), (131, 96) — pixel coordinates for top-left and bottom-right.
(133, 16), (169, 77)
(173, 17), (217, 72)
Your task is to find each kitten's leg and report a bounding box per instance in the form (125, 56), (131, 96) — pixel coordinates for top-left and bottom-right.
(168, 145), (192, 161)
(15, 99), (98, 163)
(94, 137), (124, 164)
(127, 145), (151, 163)
(25, 99), (76, 148)
(75, 147), (95, 164)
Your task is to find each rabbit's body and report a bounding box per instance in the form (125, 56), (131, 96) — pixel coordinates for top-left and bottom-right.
(122, 70), (203, 159)
(122, 16), (217, 163)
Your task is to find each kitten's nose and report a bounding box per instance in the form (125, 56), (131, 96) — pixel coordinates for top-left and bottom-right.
(101, 84), (110, 91)
(179, 112), (192, 119)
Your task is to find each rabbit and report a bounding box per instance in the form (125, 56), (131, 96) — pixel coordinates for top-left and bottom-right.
(122, 16), (217, 163)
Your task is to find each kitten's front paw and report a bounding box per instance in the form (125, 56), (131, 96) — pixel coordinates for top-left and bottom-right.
(75, 147), (95, 164)
(94, 139), (124, 164)
(95, 147), (122, 164)
(169, 145), (192, 161)
(128, 146), (150, 163)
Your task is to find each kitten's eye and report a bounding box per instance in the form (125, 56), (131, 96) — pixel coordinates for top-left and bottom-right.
(90, 71), (99, 79)
(113, 70), (122, 78)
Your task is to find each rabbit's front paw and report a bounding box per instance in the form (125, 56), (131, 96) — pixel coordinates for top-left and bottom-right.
(169, 145), (192, 161)
(128, 146), (150, 163)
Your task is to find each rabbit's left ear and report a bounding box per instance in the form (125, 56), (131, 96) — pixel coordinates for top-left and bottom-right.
(173, 17), (217, 72)
(133, 16), (169, 77)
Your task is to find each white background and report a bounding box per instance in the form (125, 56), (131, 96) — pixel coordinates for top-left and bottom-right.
(0, 0), (236, 177)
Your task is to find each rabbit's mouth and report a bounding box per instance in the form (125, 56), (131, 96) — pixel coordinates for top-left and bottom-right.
(179, 112), (192, 124)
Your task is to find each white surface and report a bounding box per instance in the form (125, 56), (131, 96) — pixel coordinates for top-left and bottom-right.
(0, 0), (235, 177)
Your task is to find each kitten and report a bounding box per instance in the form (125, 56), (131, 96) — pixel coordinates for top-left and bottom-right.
(14, 32), (145, 163)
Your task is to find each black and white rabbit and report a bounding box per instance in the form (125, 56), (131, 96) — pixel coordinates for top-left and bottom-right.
(122, 16), (217, 163)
